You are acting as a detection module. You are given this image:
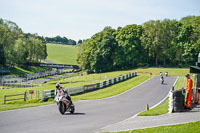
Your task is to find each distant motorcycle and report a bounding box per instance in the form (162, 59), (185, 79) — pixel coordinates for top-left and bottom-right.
(160, 76), (164, 84)
(55, 93), (75, 115)
(165, 72), (168, 77)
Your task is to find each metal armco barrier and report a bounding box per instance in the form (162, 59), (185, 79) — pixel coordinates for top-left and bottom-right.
(68, 86), (84, 95)
(83, 84), (97, 92)
(2, 83), (39, 88)
(42, 72), (137, 101)
(42, 90), (55, 101)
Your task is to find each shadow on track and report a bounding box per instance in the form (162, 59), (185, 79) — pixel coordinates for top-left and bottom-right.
(65, 112), (86, 115)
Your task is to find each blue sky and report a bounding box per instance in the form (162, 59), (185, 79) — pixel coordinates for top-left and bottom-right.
(0, 0), (199, 41)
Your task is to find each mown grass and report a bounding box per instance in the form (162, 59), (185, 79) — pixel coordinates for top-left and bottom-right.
(104, 121), (200, 133)
(46, 43), (78, 65)
(138, 98), (169, 116)
(1, 66), (49, 76)
(0, 99), (55, 111)
(135, 67), (189, 76)
(174, 76), (187, 90)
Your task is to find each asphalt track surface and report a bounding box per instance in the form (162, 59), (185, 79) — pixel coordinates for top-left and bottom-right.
(0, 76), (177, 133)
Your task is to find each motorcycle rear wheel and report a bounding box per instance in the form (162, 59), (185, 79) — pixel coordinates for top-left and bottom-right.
(70, 105), (75, 113)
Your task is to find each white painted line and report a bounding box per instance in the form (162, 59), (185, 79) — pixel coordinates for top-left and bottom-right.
(150, 76), (179, 109)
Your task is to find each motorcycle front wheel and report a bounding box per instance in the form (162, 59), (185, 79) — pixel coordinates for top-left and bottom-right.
(58, 102), (66, 115)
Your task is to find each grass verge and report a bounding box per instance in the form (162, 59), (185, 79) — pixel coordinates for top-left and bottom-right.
(138, 98), (169, 116)
(0, 99), (55, 111)
(104, 121), (200, 133)
(135, 68), (189, 76)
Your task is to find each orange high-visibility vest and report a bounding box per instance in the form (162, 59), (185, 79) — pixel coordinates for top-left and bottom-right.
(185, 78), (193, 92)
(185, 78), (193, 108)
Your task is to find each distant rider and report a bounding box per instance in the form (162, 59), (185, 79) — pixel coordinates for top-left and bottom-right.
(55, 83), (72, 105)
(160, 75), (164, 84)
(165, 72), (168, 77)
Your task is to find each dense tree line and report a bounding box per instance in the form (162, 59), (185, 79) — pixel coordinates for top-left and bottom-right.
(45, 36), (76, 45)
(0, 18), (47, 68)
(77, 16), (200, 73)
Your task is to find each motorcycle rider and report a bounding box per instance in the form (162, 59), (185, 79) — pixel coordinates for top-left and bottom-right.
(165, 72), (168, 77)
(55, 83), (72, 105)
(160, 75), (164, 84)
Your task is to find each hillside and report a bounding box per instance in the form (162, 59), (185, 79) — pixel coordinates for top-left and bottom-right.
(46, 43), (78, 65)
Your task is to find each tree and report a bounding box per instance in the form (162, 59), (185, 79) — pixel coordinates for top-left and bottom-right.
(141, 19), (179, 66)
(0, 19), (6, 66)
(78, 40), (83, 44)
(45, 36), (76, 45)
(115, 24), (143, 68)
(180, 16), (200, 64)
(11, 37), (27, 66)
(141, 20), (161, 65)
(175, 24), (192, 65)
(77, 16), (200, 71)
(0, 18), (48, 67)
(77, 26), (117, 73)
(0, 19), (23, 67)
(158, 19), (179, 65)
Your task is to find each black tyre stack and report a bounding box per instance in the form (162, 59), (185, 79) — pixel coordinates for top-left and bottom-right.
(173, 89), (184, 112)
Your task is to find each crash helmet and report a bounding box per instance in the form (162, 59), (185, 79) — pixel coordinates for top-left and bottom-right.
(56, 83), (61, 89)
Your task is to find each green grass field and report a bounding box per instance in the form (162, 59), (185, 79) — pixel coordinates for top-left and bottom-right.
(104, 121), (200, 133)
(135, 67), (189, 76)
(46, 43), (78, 64)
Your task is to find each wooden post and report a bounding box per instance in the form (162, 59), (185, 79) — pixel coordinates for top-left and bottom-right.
(37, 90), (40, 98)
(4, 94), (6, 104)
(36, 90), (38, 98)
(24, 91), (27, 101)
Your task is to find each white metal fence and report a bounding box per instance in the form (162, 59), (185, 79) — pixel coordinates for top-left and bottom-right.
(41, 72), (137, 101)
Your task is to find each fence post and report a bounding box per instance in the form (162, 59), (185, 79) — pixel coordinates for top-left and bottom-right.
(37, 90), (39, 98)
(24, 91), (27, 101)
(4, 94), (6, 104)
(37, 90), (40, 98)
